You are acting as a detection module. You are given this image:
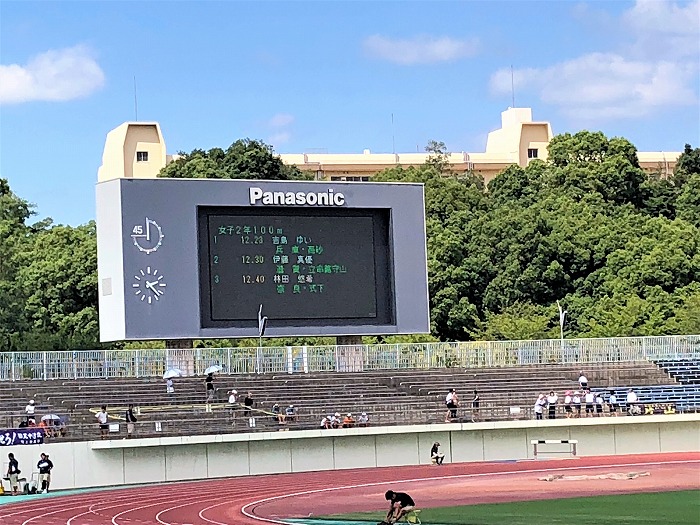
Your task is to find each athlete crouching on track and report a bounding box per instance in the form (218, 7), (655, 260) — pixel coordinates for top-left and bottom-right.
(380, 490), (416, 524)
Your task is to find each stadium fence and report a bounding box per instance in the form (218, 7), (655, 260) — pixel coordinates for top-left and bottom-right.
(1, 334), (699, 381)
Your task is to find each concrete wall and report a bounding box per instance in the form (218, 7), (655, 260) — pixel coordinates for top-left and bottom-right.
(4, 414), (699, 491)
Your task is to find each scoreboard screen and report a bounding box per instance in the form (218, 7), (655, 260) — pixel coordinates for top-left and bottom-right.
(96, 178), (428, 341)
(198, 207), (394, 327)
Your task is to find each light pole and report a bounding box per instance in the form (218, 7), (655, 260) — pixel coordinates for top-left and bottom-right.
(257, 304), (268, 374)
(557, 300), (568, 357)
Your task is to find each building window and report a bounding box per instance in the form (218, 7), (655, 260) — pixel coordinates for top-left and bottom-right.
(527, 148), (538, 159)
(136, 151), (149, 162)
(330, 176), (342, 181)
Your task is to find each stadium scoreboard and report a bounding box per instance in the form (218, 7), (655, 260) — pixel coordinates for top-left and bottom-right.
(96, 178), (429, 341)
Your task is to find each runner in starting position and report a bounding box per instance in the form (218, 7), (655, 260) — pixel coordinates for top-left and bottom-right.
(382, 490), (416, 524)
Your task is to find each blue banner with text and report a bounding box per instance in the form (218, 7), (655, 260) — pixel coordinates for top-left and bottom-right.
(0, 428), (45, 446)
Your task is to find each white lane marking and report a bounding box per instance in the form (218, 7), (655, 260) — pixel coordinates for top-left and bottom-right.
(234, 459), (700, 525)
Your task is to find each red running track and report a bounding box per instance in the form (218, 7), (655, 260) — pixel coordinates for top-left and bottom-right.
(1, 452), (698, 525)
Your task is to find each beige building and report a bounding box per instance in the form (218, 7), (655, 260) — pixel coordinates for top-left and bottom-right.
(97, 109), (680, 184)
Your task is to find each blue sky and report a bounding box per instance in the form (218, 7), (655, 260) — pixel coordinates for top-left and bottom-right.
(1, 0), (699, 226)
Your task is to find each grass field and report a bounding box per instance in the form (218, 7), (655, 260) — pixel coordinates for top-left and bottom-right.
(317, 490), (700, 525)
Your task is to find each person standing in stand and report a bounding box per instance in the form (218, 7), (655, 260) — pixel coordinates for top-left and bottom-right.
(125, 404), (137, 438)
(546, 390), (559, 419)
(444, 389), (459, 423)
(205, 373), (215, 403)
(244, 392), (255, 427)
(471, 390), (480, 422)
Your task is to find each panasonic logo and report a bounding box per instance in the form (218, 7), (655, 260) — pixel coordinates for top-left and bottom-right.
(249, 187), (345, 206)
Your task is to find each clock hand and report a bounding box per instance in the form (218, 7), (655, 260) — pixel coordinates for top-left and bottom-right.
(146, 281), (161, 295)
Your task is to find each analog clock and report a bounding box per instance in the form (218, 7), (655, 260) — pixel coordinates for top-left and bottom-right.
(132, 266), (166, 304)
(131, 217), (164, 254)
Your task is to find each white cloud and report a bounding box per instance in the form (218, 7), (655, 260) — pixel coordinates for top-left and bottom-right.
(0, 45), (105, 105)
(363, 34), (479, 65)
(268, 113), (294, 128)
(491, 53), (696, 120)
(489, 1), (699, 121)
(268, 131), (291, 145)
(623, 0), (700, 60)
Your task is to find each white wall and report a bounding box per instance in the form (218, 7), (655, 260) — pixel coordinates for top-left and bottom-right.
(4, 414), (699, 491)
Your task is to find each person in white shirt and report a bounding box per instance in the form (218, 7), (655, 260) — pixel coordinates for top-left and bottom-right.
(572, 391), (582, 417)
(95, 405), (109, 440)
(534, 394), (545, 420)
(608, 390), (619, 416)
(595, 393), (605, 416)
(25, 399), (36, 424)
(584, 389), (595, 417)
(358, 412), (369, 427)
(166, 378), (175, 394)
(578, 372), (588, 389)
(564, 391), (573, 418)
(330, 412), (341, 429)
(626, 389), (639, 415)
(546, 391), (558, 419)
(445, 389), (459, 423)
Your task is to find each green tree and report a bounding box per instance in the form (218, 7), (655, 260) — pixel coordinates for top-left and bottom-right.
(676, 174), (700, 227)
(675, 143), (700, 179)
(159, 139), (308, 180)
(472, 302), (558, 341)
(0, 178), (33, 350)
(14, 222), (100, 349)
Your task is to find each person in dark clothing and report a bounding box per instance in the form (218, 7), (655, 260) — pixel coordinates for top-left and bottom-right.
(6, 453), (21, 495)
(205, 373), (215, 403)
(125, 404), (138, 438)
(244, 392), (255, 427)
(37, 453), (53, 493)
(384, 490), (416, 524)
(430, 442), (445, 465)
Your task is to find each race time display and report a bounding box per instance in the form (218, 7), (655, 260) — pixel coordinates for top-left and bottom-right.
(198, 207), (393, 327)
(96, 178), (429, 341)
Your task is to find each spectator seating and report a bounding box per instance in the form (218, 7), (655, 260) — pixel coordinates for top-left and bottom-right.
(655, 360), (700, 385)
(594, 385), (700, 413)
(0, 360), (689, 441)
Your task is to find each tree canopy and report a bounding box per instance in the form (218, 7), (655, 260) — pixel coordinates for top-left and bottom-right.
(1, 134), (699, 349)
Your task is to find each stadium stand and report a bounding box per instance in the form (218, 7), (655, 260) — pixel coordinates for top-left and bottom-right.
(0, 360), (684, 441)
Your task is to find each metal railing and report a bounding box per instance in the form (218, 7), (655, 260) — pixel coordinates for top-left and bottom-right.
(1, 335), (700, 381)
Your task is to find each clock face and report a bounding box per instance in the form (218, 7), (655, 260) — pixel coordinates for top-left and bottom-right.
(130, 217), (164, 254)
(132, 266), (166, 304)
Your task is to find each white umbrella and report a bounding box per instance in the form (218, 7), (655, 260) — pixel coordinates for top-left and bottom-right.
(204, 365), (223, 375)
(163, 368), (184, 379)
(41, 414), (61, 422)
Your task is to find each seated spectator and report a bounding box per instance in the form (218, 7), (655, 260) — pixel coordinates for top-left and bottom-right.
(320, 415), (331, 429)
(285, 404), (297, 423)
(166, 378), (175, 394)
(342, 413), (355, 428)
(430, 441), (445, 465)
(271, 403), (285, 424)
(357, 412), (369, 427)
(330, 412), (341, 429)
(38, 418), (53, 438)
